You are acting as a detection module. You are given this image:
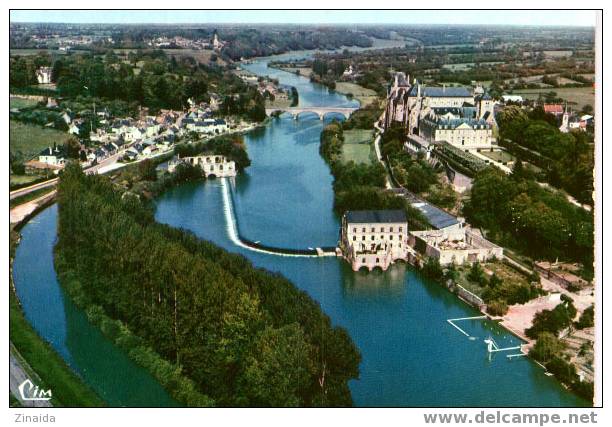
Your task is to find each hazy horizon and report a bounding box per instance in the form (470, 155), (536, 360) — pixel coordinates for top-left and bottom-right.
(10, 10), (597, 27)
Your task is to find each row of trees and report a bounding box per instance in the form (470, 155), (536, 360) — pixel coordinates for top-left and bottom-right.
(320, 121), (427, 229)
(55, 165), (361, 407)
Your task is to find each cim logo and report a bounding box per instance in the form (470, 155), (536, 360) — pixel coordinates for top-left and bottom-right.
(18, 379), (52, 401)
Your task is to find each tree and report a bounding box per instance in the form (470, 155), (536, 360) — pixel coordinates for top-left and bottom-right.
(530, 332), (566, 364)
(421, 257), (443, 280)
(63, 136), (81, 159)
(467, 262), (486, 285)
(237, 324), (314, 406)
(138, 159), (158, 181)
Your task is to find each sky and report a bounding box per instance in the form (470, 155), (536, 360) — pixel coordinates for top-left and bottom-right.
(10, 10), (597, 27)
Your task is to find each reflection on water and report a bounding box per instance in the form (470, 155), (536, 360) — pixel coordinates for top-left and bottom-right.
(13, 206), (178, 407)
(154, 56), (589, 407)
(341, 262), (408, 297)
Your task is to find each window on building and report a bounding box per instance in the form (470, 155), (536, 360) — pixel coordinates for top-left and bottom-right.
(390, 235), (394, 240)
(390, 227), (394, 232)
(399, 227), (403, 232)
(353, 236), (356, 241)
(371, 227), (375, 232)
(362, 227), (365, 232)
(380, 227), (385, 232)
(353, 228), (356, 233)
(362, 258), (366, 263)
(362, 236), (366, 241)
(376, 258), (380, 263)
(371, 236), (375, 241)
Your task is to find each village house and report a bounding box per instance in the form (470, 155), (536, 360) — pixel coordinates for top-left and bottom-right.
(38, 146), (65, 166)
(543, 104), (565, 117)
(501, 94), (524, 104)
(339, 210), (410, 272)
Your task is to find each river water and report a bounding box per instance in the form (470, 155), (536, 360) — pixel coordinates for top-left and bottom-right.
(11, 51), (588, 407)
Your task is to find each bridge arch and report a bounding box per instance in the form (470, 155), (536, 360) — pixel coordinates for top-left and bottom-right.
(321, 111), (350, 121)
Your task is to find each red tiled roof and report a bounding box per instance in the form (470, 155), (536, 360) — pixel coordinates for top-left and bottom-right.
(543, 104), (564, 114)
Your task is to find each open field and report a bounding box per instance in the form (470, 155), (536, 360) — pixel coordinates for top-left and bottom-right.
(162, 49), (226, 66)
(10, 120), (72, 163)
(10, 174), (41, 187)
(10, 97), (40, 110)
(333, 82), (378, 107)
(512, 87), (595, 108)
(341, 129), (375, 164)
(278, 66), (312, 78)
(265, 97), (293, 109)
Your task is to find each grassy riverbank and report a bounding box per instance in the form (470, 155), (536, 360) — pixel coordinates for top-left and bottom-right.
(9, 289), (106, 407)
(10, 205), (105, 407)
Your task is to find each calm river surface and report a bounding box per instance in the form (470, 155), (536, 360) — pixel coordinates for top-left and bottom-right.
(11, 50), (588, 407)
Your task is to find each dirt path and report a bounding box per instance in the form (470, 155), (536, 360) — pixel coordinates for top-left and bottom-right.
(10, 190), (57, 225)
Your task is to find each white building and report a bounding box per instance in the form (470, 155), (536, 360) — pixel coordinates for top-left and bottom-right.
(36, 67), (52, 84)
(420, 117), (493, 150)
(340, 210), (410, 272)
(409, 227), (503, 266)
(38, 146), (65, 166)
(384, 74), (496, 149)
(168, 154), (237, 178)
(501, 95), (523, 104)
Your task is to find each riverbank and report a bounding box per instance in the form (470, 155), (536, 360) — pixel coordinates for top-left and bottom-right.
(10, 199), (105, 407)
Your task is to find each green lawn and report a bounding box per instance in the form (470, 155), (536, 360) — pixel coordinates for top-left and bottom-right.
(10, 120), (71, 163)
(10, 174), (40, 187)
(479, 149), (517, 165)
(334, 82), (378, 107)
(512, 87), (595, 109)
(341, 129), (375, 164)
(10, 97), (40, 110)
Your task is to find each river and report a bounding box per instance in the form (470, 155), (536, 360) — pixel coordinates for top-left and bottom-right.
(11, 50), (588, 407)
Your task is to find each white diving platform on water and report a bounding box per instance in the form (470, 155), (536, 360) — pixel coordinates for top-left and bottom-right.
(447, 316), (526, 358)
(446, 315), (487, 338)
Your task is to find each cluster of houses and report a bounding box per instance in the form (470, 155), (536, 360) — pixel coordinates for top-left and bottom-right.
(146, 31), (224, 52)
(237, 71), (292, 102)
(24, 96), (235, 175)
(341, 64), (361, 81)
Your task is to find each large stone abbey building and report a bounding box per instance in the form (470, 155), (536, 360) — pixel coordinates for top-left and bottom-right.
(384, 73), (496, 150)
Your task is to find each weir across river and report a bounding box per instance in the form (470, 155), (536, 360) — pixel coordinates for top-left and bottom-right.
(220, 178), (338, 258)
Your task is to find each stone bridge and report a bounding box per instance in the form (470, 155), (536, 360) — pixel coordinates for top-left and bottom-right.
(265, 106), (359, 120)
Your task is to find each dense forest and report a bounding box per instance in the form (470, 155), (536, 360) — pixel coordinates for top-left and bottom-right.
(497, 106), (594, 206)
(55, 164), (361, 407)
(10, 50), (267, 120)
(464, 167), (594, 278)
